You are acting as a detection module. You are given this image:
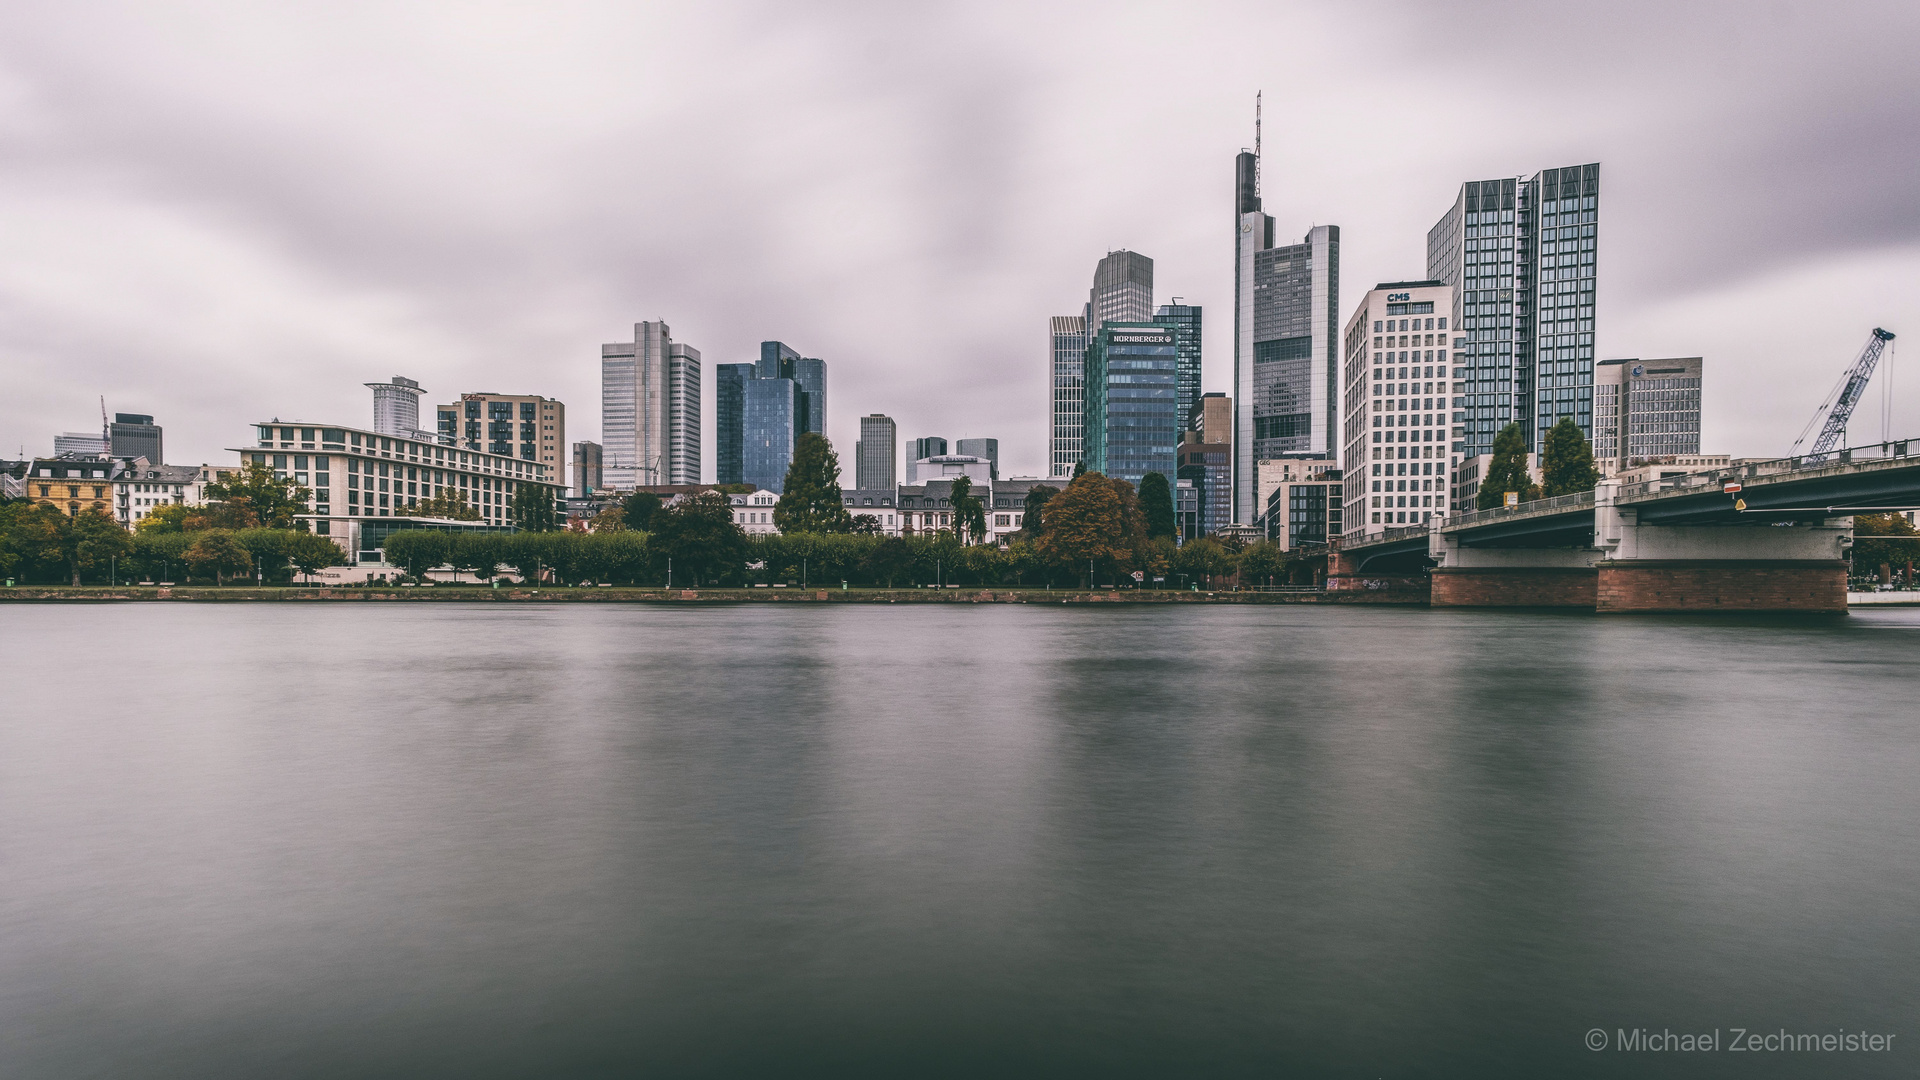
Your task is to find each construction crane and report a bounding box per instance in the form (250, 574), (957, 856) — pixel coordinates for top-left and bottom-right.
(1791, 328), (1895, 462)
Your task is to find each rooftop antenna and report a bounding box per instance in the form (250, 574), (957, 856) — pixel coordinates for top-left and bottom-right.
(1254, 91), (1262, 197)
(100, 395), (109, 456)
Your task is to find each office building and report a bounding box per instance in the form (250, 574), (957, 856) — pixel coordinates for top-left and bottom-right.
(1594, 357), (1703, 466)
(367, 376), (428, 438)
(742, 377), (801, 493)
(1083, 321), (1180, 488)
(53, 432), (108, 457)
(757, 341), (827, 438)
(1261, 467), (1344, 551)
(956, 438), (999, 480)
(572, 441), (603, 497)
(1178, 440), (1230, 538)
(1188, 392), (1232, 444)
(1427, 163), (1600, 459)
(1049, 315), (1088, 478)
(856, 414), (898, 490)
(715, 364), (752, 485)
(602, 321), (701, 489)
(438, 393), (566, 485)
(1175, 477), (1200, 541)
(1090, 250), (1154, 326)
(235, 421), (562, 561)
(906, 436), (946, 483)
(109, 414), (162, 463)
(1341, 281), (1457, 536)
(1155, 301), (1203, 425)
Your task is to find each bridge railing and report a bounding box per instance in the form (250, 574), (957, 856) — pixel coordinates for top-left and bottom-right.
(1614, 438), (1917, 503)
(1449, 489), (1596, 531)
(1341, 523), (1433, 549)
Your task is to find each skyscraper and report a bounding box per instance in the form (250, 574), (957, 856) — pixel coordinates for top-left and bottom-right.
(1155, 301), (1203, 426)
(742, 377), (800, 493)
(1593, 356), (1702, 466)
(572, 440), (602, 496)
(955, 438), (998, 480)
(857, 414), (898, 490)
(1083, 321), (1179, 488)
(367, 376), (426, 437)
(601, 321), (701, 489)
(715, 363), (752, 485)
(1089, 250), (1154, 326)
(1048, 315), (1087, 478)
(906, 436), (946, 484)
(1427, 163), (1600, 458)
(1232, 134), (1340, 522)
(713, 341), (827, 492)
(109, 414), (162, 463)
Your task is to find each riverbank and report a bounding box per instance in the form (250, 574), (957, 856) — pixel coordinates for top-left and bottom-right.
(0, 584), (1425, 604)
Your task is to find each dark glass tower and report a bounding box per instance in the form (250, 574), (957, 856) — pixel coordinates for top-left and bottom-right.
(1154, 303), (1203, 426)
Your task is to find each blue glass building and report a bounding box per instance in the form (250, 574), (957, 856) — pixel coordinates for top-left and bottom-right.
(742, 378), (800, 493)
(714, 363), (753, 485)
(1083, 321), (1180, 489)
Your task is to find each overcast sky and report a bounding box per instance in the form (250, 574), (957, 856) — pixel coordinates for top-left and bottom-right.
(4, 1), (1918, 478)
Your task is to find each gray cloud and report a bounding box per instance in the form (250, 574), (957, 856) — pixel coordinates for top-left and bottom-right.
(3, 0), (1917, 472)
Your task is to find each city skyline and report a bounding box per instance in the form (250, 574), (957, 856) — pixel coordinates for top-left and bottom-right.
(3, 4), (1918, 478)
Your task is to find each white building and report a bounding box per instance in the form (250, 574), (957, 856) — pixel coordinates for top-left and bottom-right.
(730, 489), (780, 535)
(366, 376), (429, 438)
(112, 461), (222, 528)
(1341, 280), (1458, 537)
(602, 321), (701, 489)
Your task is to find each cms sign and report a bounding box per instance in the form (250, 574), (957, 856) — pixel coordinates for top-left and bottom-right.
(1387, 292), (1410, 301)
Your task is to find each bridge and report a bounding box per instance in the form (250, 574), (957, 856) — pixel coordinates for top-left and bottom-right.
(1332, 439), (1920, 611)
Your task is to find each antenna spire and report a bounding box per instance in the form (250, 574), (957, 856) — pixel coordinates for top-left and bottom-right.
(1254, 91), (1262, 196)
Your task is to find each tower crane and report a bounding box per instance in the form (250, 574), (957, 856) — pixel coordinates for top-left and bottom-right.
(1790, 328), (1895, 462)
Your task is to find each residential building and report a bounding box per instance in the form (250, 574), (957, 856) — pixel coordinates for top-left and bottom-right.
(1084, 321), (1179, 489)
(602, 321), (701, 489)
(438, 393), (566, 486)
(1594, 356), (1703, 465)
(906, 436), (946, 483)
(573, 441), (603, 496)
(987, 477), (1046, 542)
(1341, 280), (1458, 538)
(1187, 392), (1232, 445)
(1155, 301), (1203, 425)
(956, 438), (999, 480)
(1049, 315), (1087, 478)
(1427, 163), (1601, 458)
(53, 433), (107, 457)
(110, 414), (163, 463)
(742, 377), (800, 493)
(856, 414), (898, 490)
(367, 376), (429, 438)
(234, 421), (563, 562)
(24, 457), (120, 517)
(1177, 441), (1230, 538)
(840, 488), (901, 535)
(112, 461), (206, 528)
(1260, 469), (1344, 551)
(729, 489), (781, 535)
(715, 363), (752, 485)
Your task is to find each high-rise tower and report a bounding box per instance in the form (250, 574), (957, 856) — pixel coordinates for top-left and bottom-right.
(602, 321), (701, 489)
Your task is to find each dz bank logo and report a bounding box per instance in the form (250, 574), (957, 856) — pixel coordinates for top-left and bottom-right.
(1632, 364), (1645, 377)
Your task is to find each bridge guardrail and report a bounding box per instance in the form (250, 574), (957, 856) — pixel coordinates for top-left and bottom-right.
(1614, 438), (1916, 503)
(1342, 523), (1433, 549)
(1450, 489), (1595, 531)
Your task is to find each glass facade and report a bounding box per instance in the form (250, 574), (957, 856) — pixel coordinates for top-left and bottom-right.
(1083, 322), (1179, 488)
(1049, 316), (1087, 478)
(742, 378), (799, 493)
(714, 364), (751, 485)
(1154, 303), (1203, 427)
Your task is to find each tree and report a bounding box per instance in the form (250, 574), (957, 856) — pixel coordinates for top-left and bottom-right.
(849, 513), (883, 535)
(774, 433), (854, 534)
(949, 475), (988, 544)
(183, 530), (251, 585)
(414, 489), (482, 521)
(1022, 484), (1057, 537)
(651, 490), (747, 585)
(1138, 472), (1176, 540)
(622, 490), (663, 532)
(1853, 513), (1920, 581)
(66, 507), (132, 586)
(1071, 460), (1086, 479)
(1173, 536), (1235, 589)
(512, 482), (558, 532)
(135, 503), (193, 533)
(1035, 471), (1130, 587)
(1540, 417), (1601, 497)
(1238, 540), (1286, 588)
(203, 461), (312, 529)
(1476, 422), (1541, 510)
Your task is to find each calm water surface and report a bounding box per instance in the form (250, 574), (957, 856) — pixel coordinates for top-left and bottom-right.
(2, 604), (1916, 1078)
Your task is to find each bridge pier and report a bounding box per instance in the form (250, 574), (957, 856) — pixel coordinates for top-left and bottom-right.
(1593, 483), (1850, 611)
(1427, 530), (1598, 607)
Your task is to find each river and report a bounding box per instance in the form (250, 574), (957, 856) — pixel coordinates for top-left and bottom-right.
(2, 604), (1915, 1077)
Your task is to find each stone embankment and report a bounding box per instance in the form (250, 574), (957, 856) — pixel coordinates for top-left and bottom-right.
(1, 585), (1428, 605)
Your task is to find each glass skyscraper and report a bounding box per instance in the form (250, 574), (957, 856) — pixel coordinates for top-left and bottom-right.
(742, 377), (799, 493)
(1427, 163), (1600, 458)
(1083, 321), (1179, 488)
(1154, 302), (1203, 428)
(1049, 316), (1087, 478)
(714, 363), (752, 485)
(715, 341), (827, 492)
(601, 321), (701, 488)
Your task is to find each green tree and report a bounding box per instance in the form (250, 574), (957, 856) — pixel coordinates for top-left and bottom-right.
(66, 506), (132, 585)
(860, 535), (914, 587)
(1173, 536), (1235, 589)
(622, 490), (664, 532)
(1022, 484), (1057, 536)
(774, 433), (853, 534)
(512, 482), (558, 532)
(652, 490), (747, 586)
(1138, 472), (1176, 540)
(183, 530), (252, 585)
(1476, 423), (1542, 510)
(1853, 513), (1920, 581)
(414, 489), (482, 521)
(1071, 460), (1086, 479)
(949, 474), (988, 544)
(203, 461), (312, 529)
(848, 513), (883, 535)
(1540, 417), (1600, 497)
(1238, 540), (1286, 588)
(135, 502), (194, 533)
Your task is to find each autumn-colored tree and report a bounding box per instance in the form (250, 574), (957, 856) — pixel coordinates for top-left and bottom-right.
(1035, 471), (1136, 587)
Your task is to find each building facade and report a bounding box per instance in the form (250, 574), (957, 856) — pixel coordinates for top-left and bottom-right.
(113, 461), (206, 528)
(1155, 301), (1203, 426)
(1188, 391), (1231, 445)
(110, 414), (162, 463)
(438, 393), (566, 485)
(906, 436), (946, 484)
(742, 377), (800, 493)
(1049, 315), (1087, 478)
(1427, 164), (1600, 459)
(236, 421), (563, 562)
(367, 376), (428, 437)
(856, 414), (898, 490)
(1235, 225), (1340, 523)
(24, 457), (119, 517)
(715, 363), (752, 485)
(1341, 280), (1458, 537)
(955, 438), (998, 480)
(1177, 441), (1231, 538)
(602, 321), (700, 489)
(1260, 468), (1344, 551)
(1594, 356), (1703, 466)
(572, 441), (603, 496)
(711, 341), (825, 493)
(1083, 321), (1180, 489)
(53, 433), (108, 457)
